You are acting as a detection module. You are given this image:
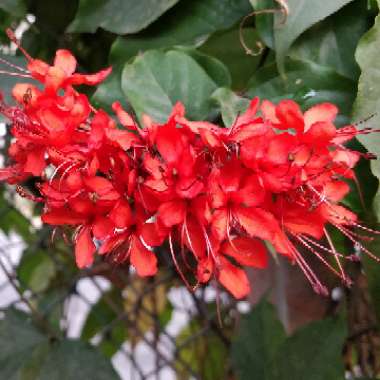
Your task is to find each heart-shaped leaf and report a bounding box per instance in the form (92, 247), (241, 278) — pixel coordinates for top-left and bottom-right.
(121, 49), (230, 122)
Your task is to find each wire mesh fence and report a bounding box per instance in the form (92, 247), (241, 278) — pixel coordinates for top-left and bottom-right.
(0, 213), (241, 379)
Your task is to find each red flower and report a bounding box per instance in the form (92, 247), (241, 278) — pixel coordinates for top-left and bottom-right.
(2, 43), (379, 299)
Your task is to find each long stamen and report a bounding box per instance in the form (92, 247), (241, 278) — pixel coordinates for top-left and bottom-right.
(0, 70), (31, 78)
(324, 227), (348, 283)
(180, 217), (193, 271)
(286, 238), (329, 295)
(168, 233), (195, 291)
(0, 56), (29, 73)
(295, 234), (349, 283)
(301, 234), (347, 259)
(334, 223), (380, 263)
(6, 29), (33, 61)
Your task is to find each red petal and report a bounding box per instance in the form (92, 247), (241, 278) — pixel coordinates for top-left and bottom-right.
(105, 128), (140, 150)
(235, 206), (278, 241)
(70, 67), (112, 86)
(92, 217), (114, 239)
(140, 222), (168, 247)
(272, 230), (294, 259)
(27, 59), (49, 81)
(112, 101), (137, 130)
(222, 237), (268, 268)
(320, 204), (357, 225)
(211, 208), (228, 242)
(109, 201), (133, 228)
(234, 97), (260, 127)
(217, 257), (250, 299)
(130, 235), (157, 277)
(75, 226), (96, 268)
(304, 103), (338, 131)
(197, 257), (214, 283)
(302, 121), (336, 145)
(261, 100), (279, 124)
(158, 200), (186, 227)
(231, 175), (265, 207)
(275, 100), (304, 133)
(324, 181), (350, 202)
(155, 124), (184, 164)
(12, 83), (41, 105)
(184, 216), (206, 259)
(24, 148), (46, 176)
(42, 209), (86, 225)
(54, 49), (77, 76)
(283, 208), (325, 239)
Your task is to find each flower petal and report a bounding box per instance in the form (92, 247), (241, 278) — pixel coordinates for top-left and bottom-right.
(75, 226), (96, 268)
(157, 200), (186, 227)
(217, 257), (250, 299)
(130, 236), (157, 277)
(304, 103), (338, 131)
(222, 236), (268, 268)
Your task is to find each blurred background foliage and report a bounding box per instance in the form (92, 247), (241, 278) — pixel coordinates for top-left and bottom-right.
(1, 0), (380, 378)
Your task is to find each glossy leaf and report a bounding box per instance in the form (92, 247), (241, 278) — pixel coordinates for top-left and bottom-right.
(0, 309), (119, 379)
(246, 58), (356, 121)
(352, 0), (380, 218)
(273, 0), (355, 75)
(110, 0), (251, 65)
(37, 340), (119, 379)
(121, 49), (228, 122)
(0, 0), (26, 17)
(68, 0), (180, 34)
(81, 289), (128, 358)
(179, 48), (232, 88)
(18, 250), (56, 293)
(290, 0), (370, 80)
(199, 27), (262, 90)
(0, 309), (46, 379)
(232, 301), (286, 380)
(271, 317), (346, 380)
(211, 87), (250, 127)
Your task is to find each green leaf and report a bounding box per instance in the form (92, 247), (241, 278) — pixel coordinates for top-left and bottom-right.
(121, 49), (227, 122)
(232, 301), (286, 380)
(273, 0), (355, 75)
(0, 189), (32, 241)
(179, 48), (232, 88)
(352, 0), (380, 218)
(37, 340), (119, 379)
(110, 0), (251, 65)
(0, 309), (46, 379)
(0, 0), (26, 17)
(0, 309), (119, 379)
(290, 0), (370, 80)
(199, 27), (262, 90)
(211, 87), (250, 127)
(18, 250), (56, 293)
(91, 66), (129, 113)
(271, 317), (346, 380)
(68, 0), (180, 34)
(246, 58), (356, 122)
(81, 290), (128, 358)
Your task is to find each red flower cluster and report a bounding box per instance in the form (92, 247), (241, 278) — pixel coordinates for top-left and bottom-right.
(0, 47), (377, 298)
